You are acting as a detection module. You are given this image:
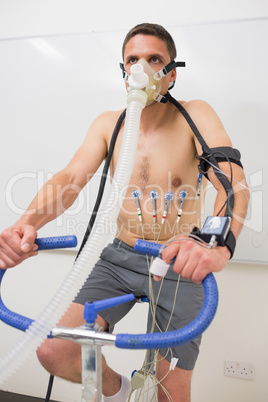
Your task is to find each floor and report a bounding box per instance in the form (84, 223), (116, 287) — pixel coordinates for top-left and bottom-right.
(0, 390), (57, 401)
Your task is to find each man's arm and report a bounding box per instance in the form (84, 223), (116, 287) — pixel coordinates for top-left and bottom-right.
(0, 111), (115, 269)
(191, 100), (249, 239)
(162, 100), (250, 283)
(208, 162), (249, 241)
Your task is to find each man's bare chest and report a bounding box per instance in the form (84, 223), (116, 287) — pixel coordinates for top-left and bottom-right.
(129, 134), (198, 193)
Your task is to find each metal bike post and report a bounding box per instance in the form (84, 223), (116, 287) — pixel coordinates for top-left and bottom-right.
(81, 343), (102, 402)
(52, 295), (134, 401)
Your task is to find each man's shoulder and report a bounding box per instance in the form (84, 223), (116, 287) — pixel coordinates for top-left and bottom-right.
(168, 99), (218, 134)
(180, 99), (230, 148)
(177, 99), (223, 136)
(181, 99), (213, 114)
(89, 109), (125, 141)
(96, 109), (125, 126)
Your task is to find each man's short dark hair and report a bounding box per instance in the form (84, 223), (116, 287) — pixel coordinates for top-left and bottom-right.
(122, 23), (177, 61)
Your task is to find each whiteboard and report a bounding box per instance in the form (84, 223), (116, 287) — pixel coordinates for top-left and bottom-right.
(0, 19), (267, 263)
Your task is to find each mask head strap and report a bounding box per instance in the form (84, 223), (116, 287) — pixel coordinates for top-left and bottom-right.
(155, 60), (186, 91)
(120, 62), (129, 82)
(153, 60), (185, 81)
(119, 60), (185, 86)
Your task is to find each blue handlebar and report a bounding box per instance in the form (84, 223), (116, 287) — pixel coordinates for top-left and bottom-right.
(134, 239), (162, 257)
(115, 239), (219, 350)
(0, 237), (219, 351)
(116, 272), (218, 349)
(0, 235), (77, 332)
(35, 235), (77, 250)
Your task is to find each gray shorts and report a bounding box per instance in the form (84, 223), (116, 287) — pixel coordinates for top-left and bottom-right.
(74, 238), (204, 371)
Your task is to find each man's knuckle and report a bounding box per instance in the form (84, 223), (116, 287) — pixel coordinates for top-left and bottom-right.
(195, 248), (203, 258)
(185, 241), (193, 250)
(201, 254), (211, 266)
(12, 254), (21, 263)
(1, 229), (9, 240)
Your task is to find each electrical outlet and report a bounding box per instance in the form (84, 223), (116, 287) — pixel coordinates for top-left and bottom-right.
(224, 360), (254, 380)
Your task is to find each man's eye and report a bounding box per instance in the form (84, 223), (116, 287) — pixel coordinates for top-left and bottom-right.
(129, 58), (138, 64)
(150, 57), (160, 64)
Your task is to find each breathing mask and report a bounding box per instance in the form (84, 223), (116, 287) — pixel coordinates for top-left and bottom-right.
(120, 58), (186, 106)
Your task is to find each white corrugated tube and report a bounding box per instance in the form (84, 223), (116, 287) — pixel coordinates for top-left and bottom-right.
(0, 63), (149, 385)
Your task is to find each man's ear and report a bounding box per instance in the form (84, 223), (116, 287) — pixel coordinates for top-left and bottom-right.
(170, 68), (177, 83)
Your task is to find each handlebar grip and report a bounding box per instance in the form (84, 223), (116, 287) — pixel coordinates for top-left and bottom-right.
(0, 235), (77, 332)
(35, 235), (77, 250)
(134, 239), (162, 257)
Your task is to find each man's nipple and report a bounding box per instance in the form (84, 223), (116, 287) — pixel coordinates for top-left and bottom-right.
(172, 177), (182, 188)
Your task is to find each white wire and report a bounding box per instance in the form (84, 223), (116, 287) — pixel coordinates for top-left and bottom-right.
(204, 161), (250, 200)
(133, 155), (252, 400)
(158, 233), (215, 256)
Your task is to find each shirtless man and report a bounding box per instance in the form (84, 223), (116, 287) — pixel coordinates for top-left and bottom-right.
(0, 23), (248, 401)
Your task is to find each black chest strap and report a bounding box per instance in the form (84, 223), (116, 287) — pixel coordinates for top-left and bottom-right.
(165, 92), (236, 218)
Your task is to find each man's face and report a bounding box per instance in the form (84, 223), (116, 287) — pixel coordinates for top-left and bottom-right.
(123, 34), (177, 96)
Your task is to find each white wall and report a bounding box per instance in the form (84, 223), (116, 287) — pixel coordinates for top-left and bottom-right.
(1, 0), (268, 39)
(0, 1), (268, 401)
(192, 261), (268, 402)
(1, 19), (267, 260)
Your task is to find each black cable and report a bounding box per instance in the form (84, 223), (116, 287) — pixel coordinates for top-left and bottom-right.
(44, 109), (126, 401)
(76, 108), (126, 258)
(45, 374), (54, 402)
